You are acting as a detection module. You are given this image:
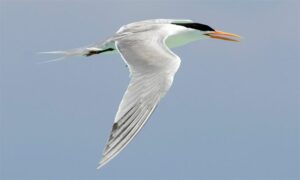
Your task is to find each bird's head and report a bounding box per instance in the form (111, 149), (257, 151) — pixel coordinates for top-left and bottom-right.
(172, 22), (241, 42)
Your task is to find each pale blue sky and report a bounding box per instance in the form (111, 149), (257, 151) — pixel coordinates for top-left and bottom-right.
(1, 0), (299, 179)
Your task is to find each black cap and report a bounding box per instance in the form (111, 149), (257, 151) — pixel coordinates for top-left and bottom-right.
(172, 22), (215, 31)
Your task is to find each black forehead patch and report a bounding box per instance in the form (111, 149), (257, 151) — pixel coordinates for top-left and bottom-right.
(172, 22), (215, 31)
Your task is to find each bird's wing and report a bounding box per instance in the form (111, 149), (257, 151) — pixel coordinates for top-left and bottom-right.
(97, 30), (181, 169)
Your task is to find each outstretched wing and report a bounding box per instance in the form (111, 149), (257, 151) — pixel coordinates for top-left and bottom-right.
(97, 28), (181, 169)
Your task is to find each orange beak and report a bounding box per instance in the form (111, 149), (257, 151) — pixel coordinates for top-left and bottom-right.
(206, 30), (241, 42)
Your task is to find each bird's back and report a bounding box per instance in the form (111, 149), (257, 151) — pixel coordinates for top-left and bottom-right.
(116, 19), (192, 34)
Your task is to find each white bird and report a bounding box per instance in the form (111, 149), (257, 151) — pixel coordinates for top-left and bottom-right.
(42, 19), (241, 169)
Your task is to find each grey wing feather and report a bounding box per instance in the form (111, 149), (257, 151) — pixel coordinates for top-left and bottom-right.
(97, 27), (181, 169)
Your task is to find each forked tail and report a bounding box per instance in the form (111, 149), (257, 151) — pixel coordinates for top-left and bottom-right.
(38, 47), (115, 64)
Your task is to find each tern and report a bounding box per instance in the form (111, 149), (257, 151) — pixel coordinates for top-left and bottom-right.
(42, 19), (241, 169)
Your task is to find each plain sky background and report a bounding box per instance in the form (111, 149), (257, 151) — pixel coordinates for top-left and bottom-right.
(1, 0), (299, 179)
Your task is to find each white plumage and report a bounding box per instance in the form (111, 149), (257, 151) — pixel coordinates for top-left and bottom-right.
(41, 19), (240, 169)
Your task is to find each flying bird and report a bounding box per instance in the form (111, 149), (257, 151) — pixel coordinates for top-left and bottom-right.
(42, 19), (241, 169)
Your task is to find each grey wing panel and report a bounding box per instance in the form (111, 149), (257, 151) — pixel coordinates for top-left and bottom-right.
(97, 31), (181, 169)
